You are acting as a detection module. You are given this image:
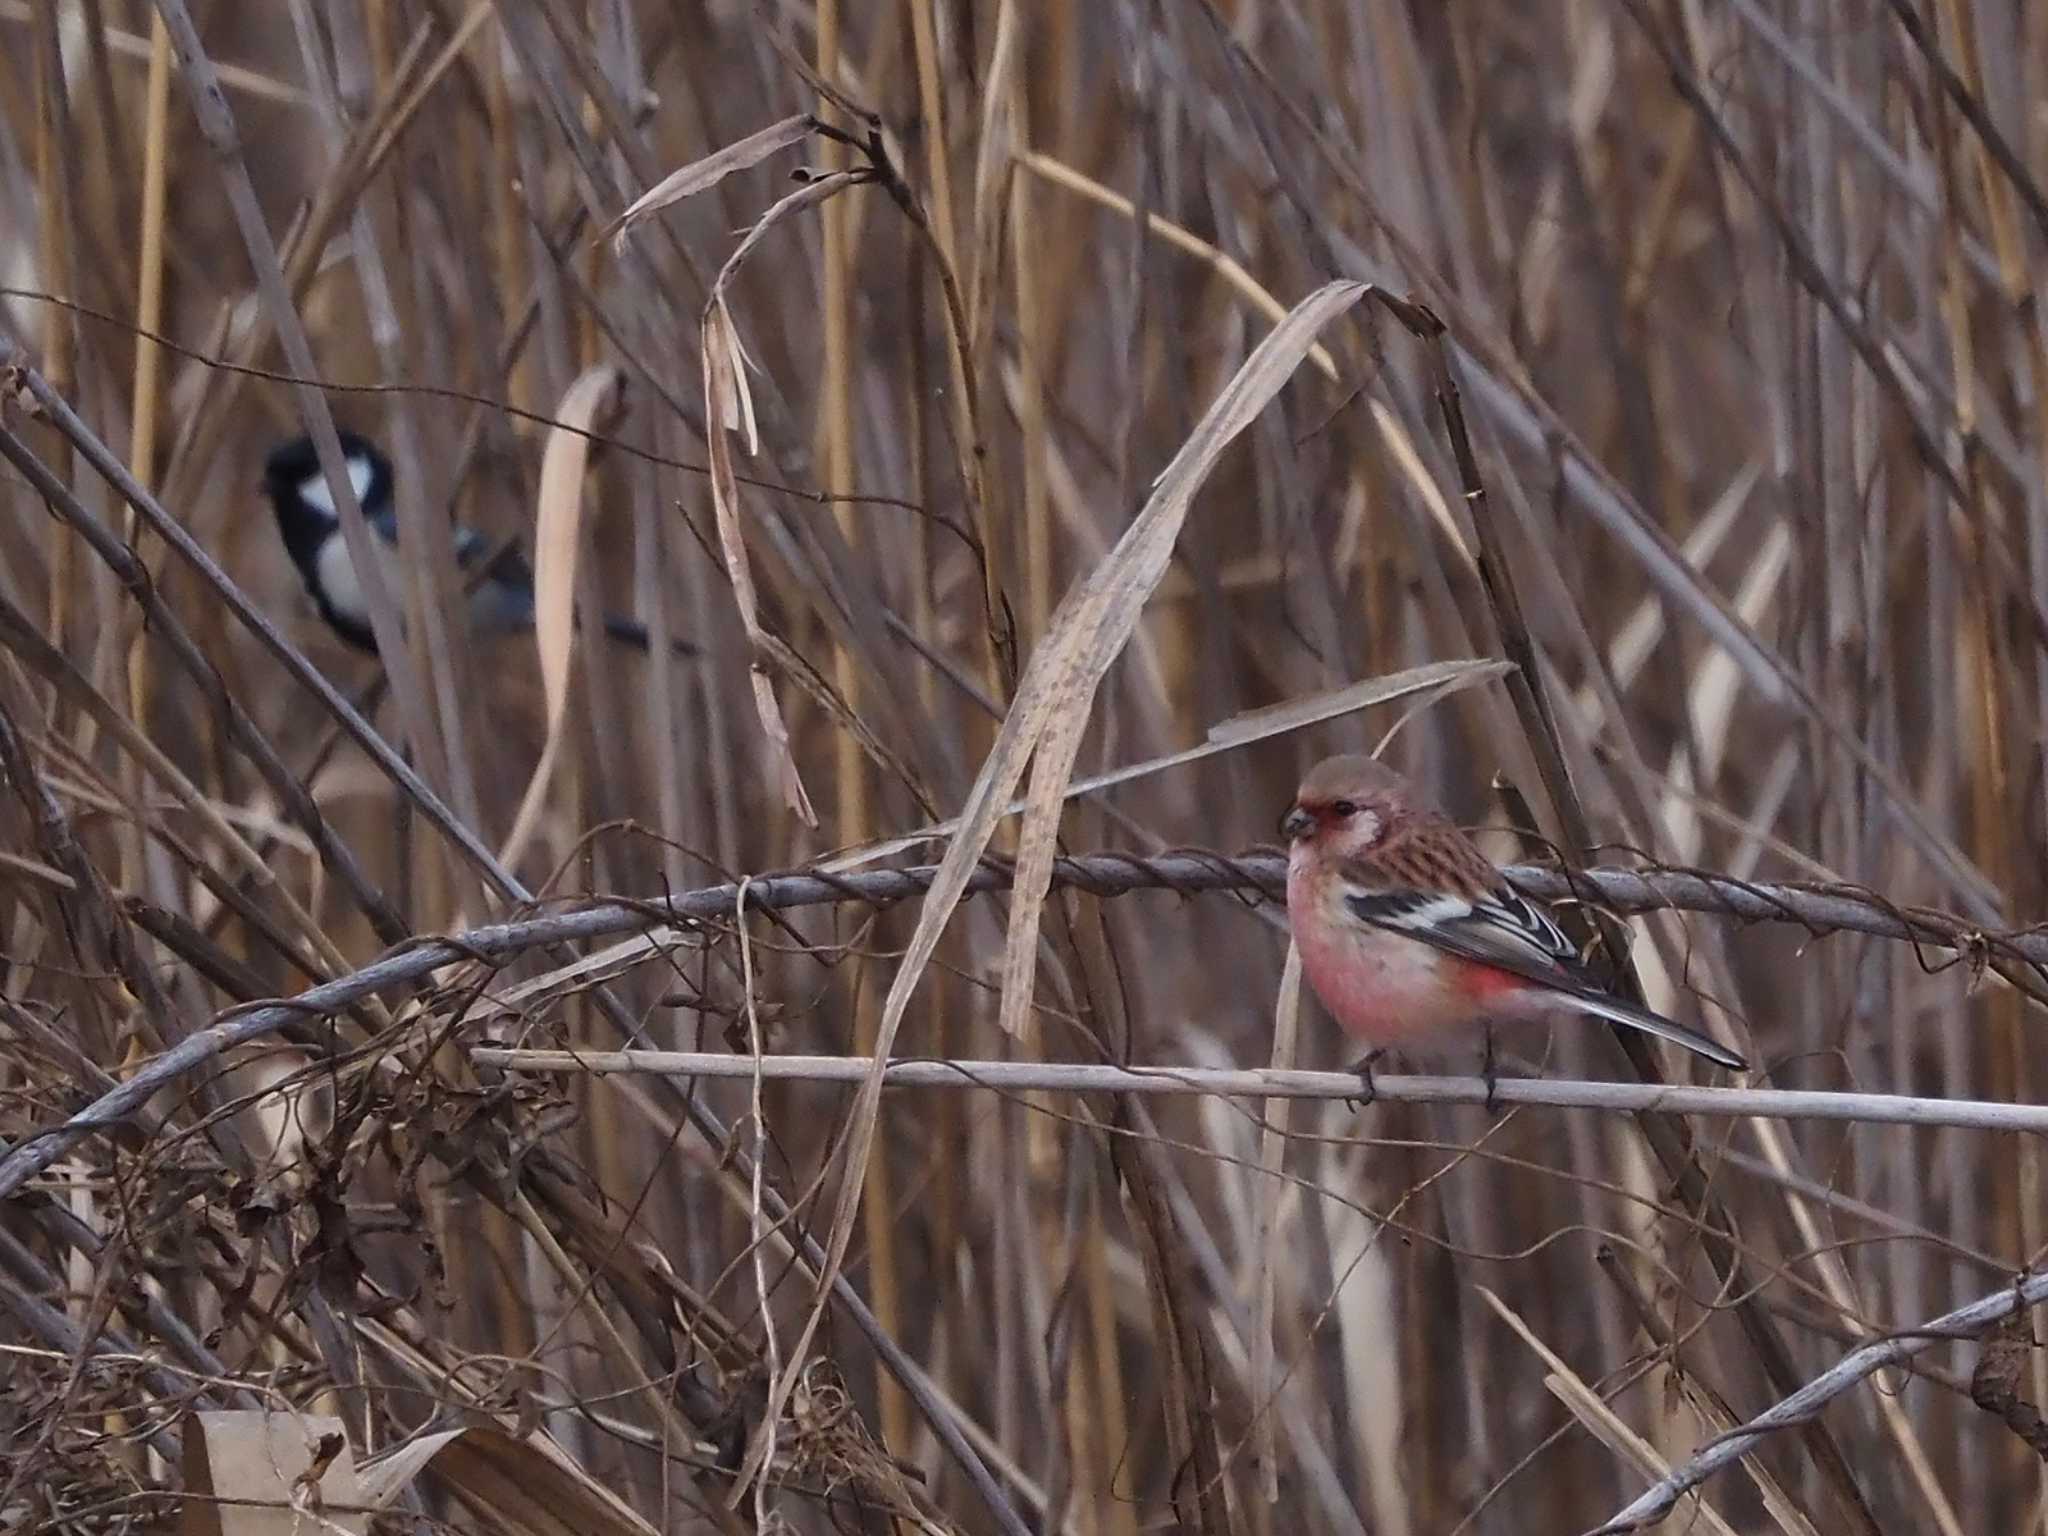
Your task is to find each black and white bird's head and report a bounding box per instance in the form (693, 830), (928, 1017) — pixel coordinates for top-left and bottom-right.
(261, 432), (398, 652)
(260, 429), (679, 658)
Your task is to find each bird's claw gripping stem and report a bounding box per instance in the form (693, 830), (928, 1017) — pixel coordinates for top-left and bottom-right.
(1346, 1051), (1381, 1112)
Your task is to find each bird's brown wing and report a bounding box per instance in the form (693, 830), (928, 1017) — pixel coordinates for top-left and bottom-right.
(1338, 815), (1586, 973)
(1334, 851), (1588, 993)
(1333, 839), (1749, 1072)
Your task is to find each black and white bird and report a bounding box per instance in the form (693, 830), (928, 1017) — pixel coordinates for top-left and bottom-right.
(261, 431), (688, 655)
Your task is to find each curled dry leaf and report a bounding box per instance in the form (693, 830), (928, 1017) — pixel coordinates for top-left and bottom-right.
(603, 114), (814, 250)
(702, 310), (813, 826)
(499, 364), (624, 869)
(695, 173), (872, 830)
(706, 300), (759, 454)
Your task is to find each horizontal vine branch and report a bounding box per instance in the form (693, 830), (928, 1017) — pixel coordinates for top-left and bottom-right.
(3, 848), (2037, 1199)
(469, 1050), (2048, 1134)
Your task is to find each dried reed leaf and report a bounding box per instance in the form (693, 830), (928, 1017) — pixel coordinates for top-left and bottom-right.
(360, 1424), (659, 1536)
(500, 364), (623, 869)
(535, 368), (623, 718)
(825, 656), (1512, 870)
(729, 278), (1367, 1499)
(993, 280), (1370, 1040)
(603, 114), (813, 249)
(1206, 659), (1513, 745)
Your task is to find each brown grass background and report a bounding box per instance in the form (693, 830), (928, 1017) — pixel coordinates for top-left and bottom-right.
(3, 1), (2047, 1532)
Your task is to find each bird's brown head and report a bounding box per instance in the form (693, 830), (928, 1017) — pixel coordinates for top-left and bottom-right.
(1282, 754), (1409, 858)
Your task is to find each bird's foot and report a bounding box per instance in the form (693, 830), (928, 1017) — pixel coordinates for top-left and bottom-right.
(1481, 1030), (1501, 1115)
(1345, 1051), (1381, 1111)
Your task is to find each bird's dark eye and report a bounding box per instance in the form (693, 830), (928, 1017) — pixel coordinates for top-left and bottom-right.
(1331, 799), (1358, 818)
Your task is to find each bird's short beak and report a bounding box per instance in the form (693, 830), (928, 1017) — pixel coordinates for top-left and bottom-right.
(1280, 806), (1314, 842)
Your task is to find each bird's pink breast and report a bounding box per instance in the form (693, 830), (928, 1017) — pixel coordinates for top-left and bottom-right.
(1287, 854), (1490, 1050)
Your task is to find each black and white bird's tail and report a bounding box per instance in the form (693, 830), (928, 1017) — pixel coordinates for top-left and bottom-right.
(1553, 990), (1748, 1071)
(598, 613), (700, 656)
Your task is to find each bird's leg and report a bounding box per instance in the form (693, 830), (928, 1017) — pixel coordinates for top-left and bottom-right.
(1345, 1050), (1381, 1110)
(1480, 1027), (1500, 1114)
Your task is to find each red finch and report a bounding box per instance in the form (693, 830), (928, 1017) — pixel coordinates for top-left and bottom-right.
(1282, 755), (1747, 1083)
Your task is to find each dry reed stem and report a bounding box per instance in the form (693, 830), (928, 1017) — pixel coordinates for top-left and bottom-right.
(469, 1051), (2048, 1137)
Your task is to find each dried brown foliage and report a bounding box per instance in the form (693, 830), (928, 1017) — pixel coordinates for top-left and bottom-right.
(2, 3), (2047, 1534)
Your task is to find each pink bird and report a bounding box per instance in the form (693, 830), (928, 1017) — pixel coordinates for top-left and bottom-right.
(1281, 754), (1746, 1092)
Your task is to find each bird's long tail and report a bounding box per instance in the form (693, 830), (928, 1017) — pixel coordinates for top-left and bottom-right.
(1555, 990), (1748, 1070)
(599, 613), (699, 656)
